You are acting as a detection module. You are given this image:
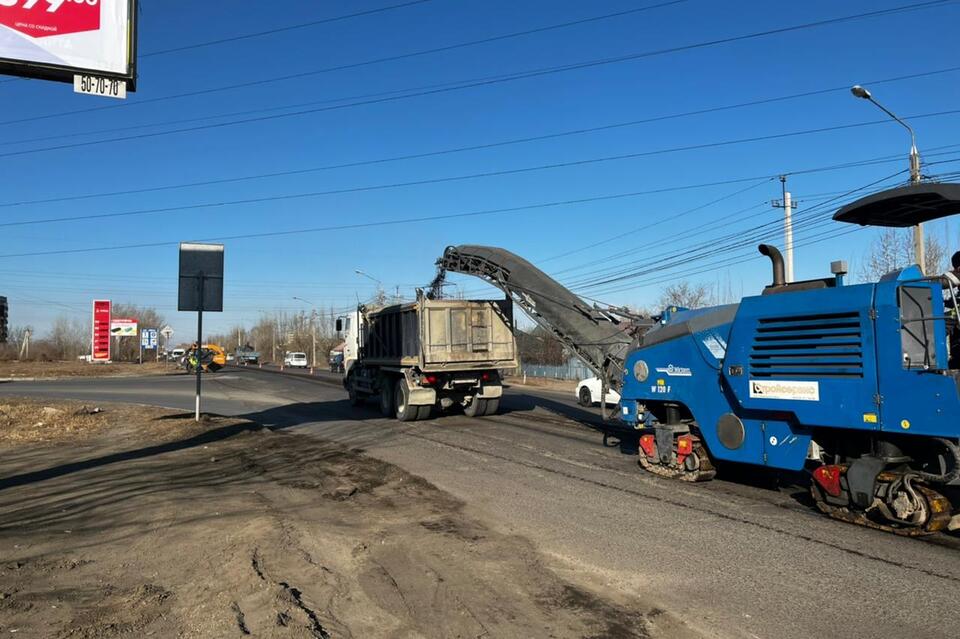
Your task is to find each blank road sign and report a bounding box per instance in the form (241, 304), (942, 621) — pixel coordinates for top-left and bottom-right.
(178, 243), (224, 312)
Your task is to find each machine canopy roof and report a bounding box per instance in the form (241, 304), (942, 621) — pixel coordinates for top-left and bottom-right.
(834, 183), (960, 228)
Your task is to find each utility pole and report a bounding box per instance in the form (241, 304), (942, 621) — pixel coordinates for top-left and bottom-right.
(311, 310), (317, 368)
(771, 175), (797, 283)
(851, 85), (924, 272)
(19, 329), (30, 360)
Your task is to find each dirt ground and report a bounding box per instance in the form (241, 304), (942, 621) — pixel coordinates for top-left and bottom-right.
(0, 360), (176, 380)
(0, 398), (696, 639)
(0, 399), (161, 444)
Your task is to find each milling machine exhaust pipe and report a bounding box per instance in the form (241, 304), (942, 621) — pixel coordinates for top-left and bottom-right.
(758, 244), (785, 287)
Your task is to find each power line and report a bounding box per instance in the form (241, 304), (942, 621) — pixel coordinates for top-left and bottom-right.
(552, 168), (906, 291)
(3, 67), (958, 210)
(4, 111), (958, 230)
(6, 63), (956, 156)
(572, 172), (903, 293)
(146, 0), (689, 58)
(0, 1), (441, 87)
(0, 155), (946, 262)
(142, 0), (439, 57)
(541, 179), (776, 263)
(0, 0), (691, 127)
(0, 1), (949, 131)
(543, 146), (960, 278)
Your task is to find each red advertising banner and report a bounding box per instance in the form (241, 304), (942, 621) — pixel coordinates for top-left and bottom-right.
(0, 0), (101, 39)
(92, 299), (111, 362)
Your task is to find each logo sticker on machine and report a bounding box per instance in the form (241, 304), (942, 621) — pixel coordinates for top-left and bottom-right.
(749, 380), (820, 401)
(655, 365), (692, 377)
(701, 334), (727, 360)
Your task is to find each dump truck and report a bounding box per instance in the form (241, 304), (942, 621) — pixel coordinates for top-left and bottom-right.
(234, 344), (260, 365)
(341, 293), (518, 421)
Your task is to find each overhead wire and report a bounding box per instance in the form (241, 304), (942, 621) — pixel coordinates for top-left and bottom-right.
(577, 172), (905, 295)
(2, 69), (959, 211)
(4, 60), (957, 156)
(0, 1), (950, 131)
(543, 145), (960, 278)
(2, 151), (956, 262)
(558, 168), (908, 292)
(141, 0), (439, 57)
(4, 112), (960, 230)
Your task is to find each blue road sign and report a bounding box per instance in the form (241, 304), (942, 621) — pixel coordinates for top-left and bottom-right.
(141, 328), (158, 349)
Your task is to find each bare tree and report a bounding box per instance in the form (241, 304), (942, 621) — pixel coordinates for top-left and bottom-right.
(47, 315), (90, 360)
(657, 281), (714, 310)
(858, 229), (947, 282)
(517, 326), (565, 366)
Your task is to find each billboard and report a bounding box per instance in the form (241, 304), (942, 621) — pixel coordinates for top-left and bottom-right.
(110, 317), (137, 336)
(178, 242), (224, 312)
(0, 0), (137, 89)
(92, 299), (110, 361)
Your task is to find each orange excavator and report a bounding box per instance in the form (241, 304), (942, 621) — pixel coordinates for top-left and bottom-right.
(182, 343), (227, 373)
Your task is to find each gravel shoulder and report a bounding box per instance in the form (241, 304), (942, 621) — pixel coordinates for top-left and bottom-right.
(0, 397), (696, 638)
(0, 360), (177, 381)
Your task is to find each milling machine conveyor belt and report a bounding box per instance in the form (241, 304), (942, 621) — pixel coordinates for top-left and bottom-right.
(431, 245), (650, 392)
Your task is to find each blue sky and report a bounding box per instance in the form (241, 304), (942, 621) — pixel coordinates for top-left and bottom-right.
(2, 0), (959, 339)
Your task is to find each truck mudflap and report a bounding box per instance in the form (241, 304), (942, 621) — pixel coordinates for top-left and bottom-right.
(406, 385), (437, 406)
(475, 384), (502, 399)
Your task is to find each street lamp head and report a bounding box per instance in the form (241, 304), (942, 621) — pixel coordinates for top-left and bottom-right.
(850, 85), (872, 100)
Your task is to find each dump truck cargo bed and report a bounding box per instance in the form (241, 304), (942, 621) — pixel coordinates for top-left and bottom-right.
(361, 298), (517, 371)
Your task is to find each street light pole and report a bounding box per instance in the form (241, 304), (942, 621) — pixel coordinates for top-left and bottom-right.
(355, 269), (387, 305)
(851, 85), (924, 271)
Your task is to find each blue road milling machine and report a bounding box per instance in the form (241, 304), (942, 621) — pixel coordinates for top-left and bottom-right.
(434, 182), (960, 536)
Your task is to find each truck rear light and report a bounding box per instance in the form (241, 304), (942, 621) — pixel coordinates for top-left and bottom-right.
(423, 375), (438, 385)
(481, 372), (491, 381)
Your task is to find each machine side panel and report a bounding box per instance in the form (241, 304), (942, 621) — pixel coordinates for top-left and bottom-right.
(723, 284), (880, 431)
(622, 325), (767, 466)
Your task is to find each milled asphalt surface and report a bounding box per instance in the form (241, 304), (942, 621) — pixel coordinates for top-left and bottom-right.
(3, 367), (960, 639)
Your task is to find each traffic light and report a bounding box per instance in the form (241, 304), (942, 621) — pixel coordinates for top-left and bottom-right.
(0, 296), (7, 344)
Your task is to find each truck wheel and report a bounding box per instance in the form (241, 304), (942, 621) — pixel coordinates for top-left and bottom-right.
(346, 375), (364, 407)
(417, 405), (432, 420)
(578, 386), (592, 406)
(483, 397), (500, 416)
(379, 380), (394, 417)
(348, 384), (364, 407)
(394, 380), (419, 422)
(464, 397), (487, 417)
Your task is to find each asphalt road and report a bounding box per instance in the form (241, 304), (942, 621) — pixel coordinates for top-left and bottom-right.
(3, 368), (960, 639)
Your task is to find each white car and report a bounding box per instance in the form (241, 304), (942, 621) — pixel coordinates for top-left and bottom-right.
(284, 352), (308, 368)
(575, 377), (621, 407)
